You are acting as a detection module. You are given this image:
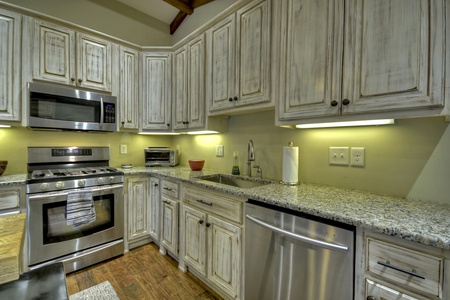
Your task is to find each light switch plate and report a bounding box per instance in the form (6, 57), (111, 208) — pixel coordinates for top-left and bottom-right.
(216, 145), (224, 157)
(329, 147), (349, 165)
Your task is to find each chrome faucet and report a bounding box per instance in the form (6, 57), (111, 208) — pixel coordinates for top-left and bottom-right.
(247, 140), (255, 176)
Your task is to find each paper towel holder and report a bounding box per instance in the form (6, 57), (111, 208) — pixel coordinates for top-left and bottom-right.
(281, 141), (299, 186)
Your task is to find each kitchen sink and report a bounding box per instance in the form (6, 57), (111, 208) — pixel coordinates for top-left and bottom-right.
(197, 174), (272, 189)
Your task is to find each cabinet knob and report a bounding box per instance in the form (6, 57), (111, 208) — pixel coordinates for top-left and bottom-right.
(154, 183), (159, 187)
(229, 97), (233, 102)
(70, 78), (75, 82)
(199, 219), (204, 224)
(342, 99), (350, 105)
(167, 123), (170, 127)
(331, 100), (338, 107)
(233, 96), (238, 101)
(367, 296), (376, 300)
(121, 121), (125, 125)
(78, 78), (82, 83)
(206, 222), (211, 227)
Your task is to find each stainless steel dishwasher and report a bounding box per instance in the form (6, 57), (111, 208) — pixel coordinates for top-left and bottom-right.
(245, 201), (355, 300)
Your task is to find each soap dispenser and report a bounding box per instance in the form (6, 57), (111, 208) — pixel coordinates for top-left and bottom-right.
(232, 151), (240, 175)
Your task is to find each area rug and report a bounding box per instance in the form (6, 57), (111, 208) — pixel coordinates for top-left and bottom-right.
(69, 281), (120, 300)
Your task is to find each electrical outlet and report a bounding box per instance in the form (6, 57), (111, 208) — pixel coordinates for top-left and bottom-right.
(216, 145), (224, 157)
(351, 147), (365, 167)
(329, 147), (349, 165)
(120, 144), (127, 154)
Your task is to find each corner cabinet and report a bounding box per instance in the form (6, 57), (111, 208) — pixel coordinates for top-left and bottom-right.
(141, 51), (172, 132)
(173, 34), (206, 131)
(118, 46), (140, 130)
(124, 176), (160, 251)
(206, 0), (272, 114)
(0, 8), (21, 121)
(276, 0), (446, 124)
(33, 19), (112, 92)
(180, 185), (243, 300)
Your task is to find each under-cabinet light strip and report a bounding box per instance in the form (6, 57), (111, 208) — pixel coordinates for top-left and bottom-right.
(295, 119), (395, 129)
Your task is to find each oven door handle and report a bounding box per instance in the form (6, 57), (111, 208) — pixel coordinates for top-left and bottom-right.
(27, 184), (123, 200)
(246, 214), (349, 252)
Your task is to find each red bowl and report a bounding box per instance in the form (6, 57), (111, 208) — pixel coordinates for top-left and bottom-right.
(189, 160), (205, 171)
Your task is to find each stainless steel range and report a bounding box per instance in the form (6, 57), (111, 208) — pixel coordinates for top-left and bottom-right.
(26, 146), (124, 273)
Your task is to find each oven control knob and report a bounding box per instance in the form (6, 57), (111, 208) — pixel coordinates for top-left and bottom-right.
(97, 177), (105, 184)
(78, 180), (86, 187)
(55, 181), (65, 189)
(109, 176), (114, 182)
(40, 183), (51, 191)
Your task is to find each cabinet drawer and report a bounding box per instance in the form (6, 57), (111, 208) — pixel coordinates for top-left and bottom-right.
(161, 180), (179, 198)
(183, 186), (243, 224)
(366, 279), (419, 300)
(0, 188), (21, 212)
(367, 238), (443, 297)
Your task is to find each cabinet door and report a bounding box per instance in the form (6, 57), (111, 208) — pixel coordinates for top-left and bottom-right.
(33, 19), (76, 86)
(127, 177), (151, 242)
(119, 46), (139, 129)
(236, 0), (271, 106)
(342, 0), (445, 114)
(149, 177), (160, 242)
(187, 34), (206, 129)
(77, 33), (112, 91)
(207, 14), (236, 112)
(366, 279), (419, 300)
(0, 8), (21, 121)
(161, 196), (179, 256)
(182, 204), (207, 276)
(173, 46), (188, 130)
(142, 52), (172, 131)
(207, 215), (241, 299)
(277, 0), (343, 120)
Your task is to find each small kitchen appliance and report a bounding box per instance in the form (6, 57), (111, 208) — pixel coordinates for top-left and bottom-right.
(145, 147), (179, 167)
(26, 146), (124, 273)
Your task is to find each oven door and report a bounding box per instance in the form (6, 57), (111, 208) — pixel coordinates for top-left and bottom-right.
(26, 184), (123, 267)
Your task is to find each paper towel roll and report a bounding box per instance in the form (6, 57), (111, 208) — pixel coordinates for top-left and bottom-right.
(282, 146), (299, 184)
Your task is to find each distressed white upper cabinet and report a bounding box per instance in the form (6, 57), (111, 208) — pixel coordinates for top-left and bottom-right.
(119, 46), (140, 130)
(277, 0), (446, 124)
(141, 51), (172, 131)
(206, 0), (271, 114)
(33, 19), (112, 92)
(173, 34), (206, 131)
(0, 8), (21, 121)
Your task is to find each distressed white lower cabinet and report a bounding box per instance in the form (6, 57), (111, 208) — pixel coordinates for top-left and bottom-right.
(0, 8), (21, 122)
(149, 177), (161, 242)
(276, 0), (446, 125)
(159, 179), (180, 258)
(33, 19), (112, 92)
(355, 229), (450, 300)
(125, 176), (158, 250)
(180, 185), (244, 300)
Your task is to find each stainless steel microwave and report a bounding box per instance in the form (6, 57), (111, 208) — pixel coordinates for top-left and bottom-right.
(27, 82), (117, 132)
(145, 147), (179, 167)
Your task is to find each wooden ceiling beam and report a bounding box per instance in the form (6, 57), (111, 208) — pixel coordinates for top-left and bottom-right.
(164, 0), (193, 15)
(191, 0), (215, 8)
(170, 11), (188, 35)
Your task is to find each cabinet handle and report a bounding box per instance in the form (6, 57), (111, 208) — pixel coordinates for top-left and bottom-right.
(199, 219), (204, 224)
(377, 261), (425, 279)
(154, 183), (159, 187)
(162, 200), (170, 204)
(229, 97), (233, 102)
(196, 199), (213, 206)
(206, 222), (211, 227)
(233, 96), (238, 101)
(342, 99), (350, 105)
(331, 100), (338, 107)
(167, 123), (170, 127)
(367, 297), (376, 300)
(78, 78), (82, 83)
(163, 187), (172, 191)
(70, 78), (75, 82)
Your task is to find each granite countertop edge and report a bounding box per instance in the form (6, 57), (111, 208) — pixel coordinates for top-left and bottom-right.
(3, 167), (449, 250)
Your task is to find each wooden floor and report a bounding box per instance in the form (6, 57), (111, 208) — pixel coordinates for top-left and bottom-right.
(66, 243), (222, 300)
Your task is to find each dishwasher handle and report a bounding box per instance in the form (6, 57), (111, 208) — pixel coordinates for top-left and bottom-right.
(246, 214), (349, 252)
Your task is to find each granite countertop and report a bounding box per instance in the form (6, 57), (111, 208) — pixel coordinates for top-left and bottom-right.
(1, 168), (449, 250)
(122, 166), (450, 250)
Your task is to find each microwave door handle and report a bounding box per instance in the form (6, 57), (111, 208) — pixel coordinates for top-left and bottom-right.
(100, 97), (104, 127)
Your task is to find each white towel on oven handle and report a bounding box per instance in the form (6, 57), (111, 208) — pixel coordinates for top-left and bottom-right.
(66, 190), (96, 228)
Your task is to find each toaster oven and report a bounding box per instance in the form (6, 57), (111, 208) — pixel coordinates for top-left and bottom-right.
(145, 147), (179, 167)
